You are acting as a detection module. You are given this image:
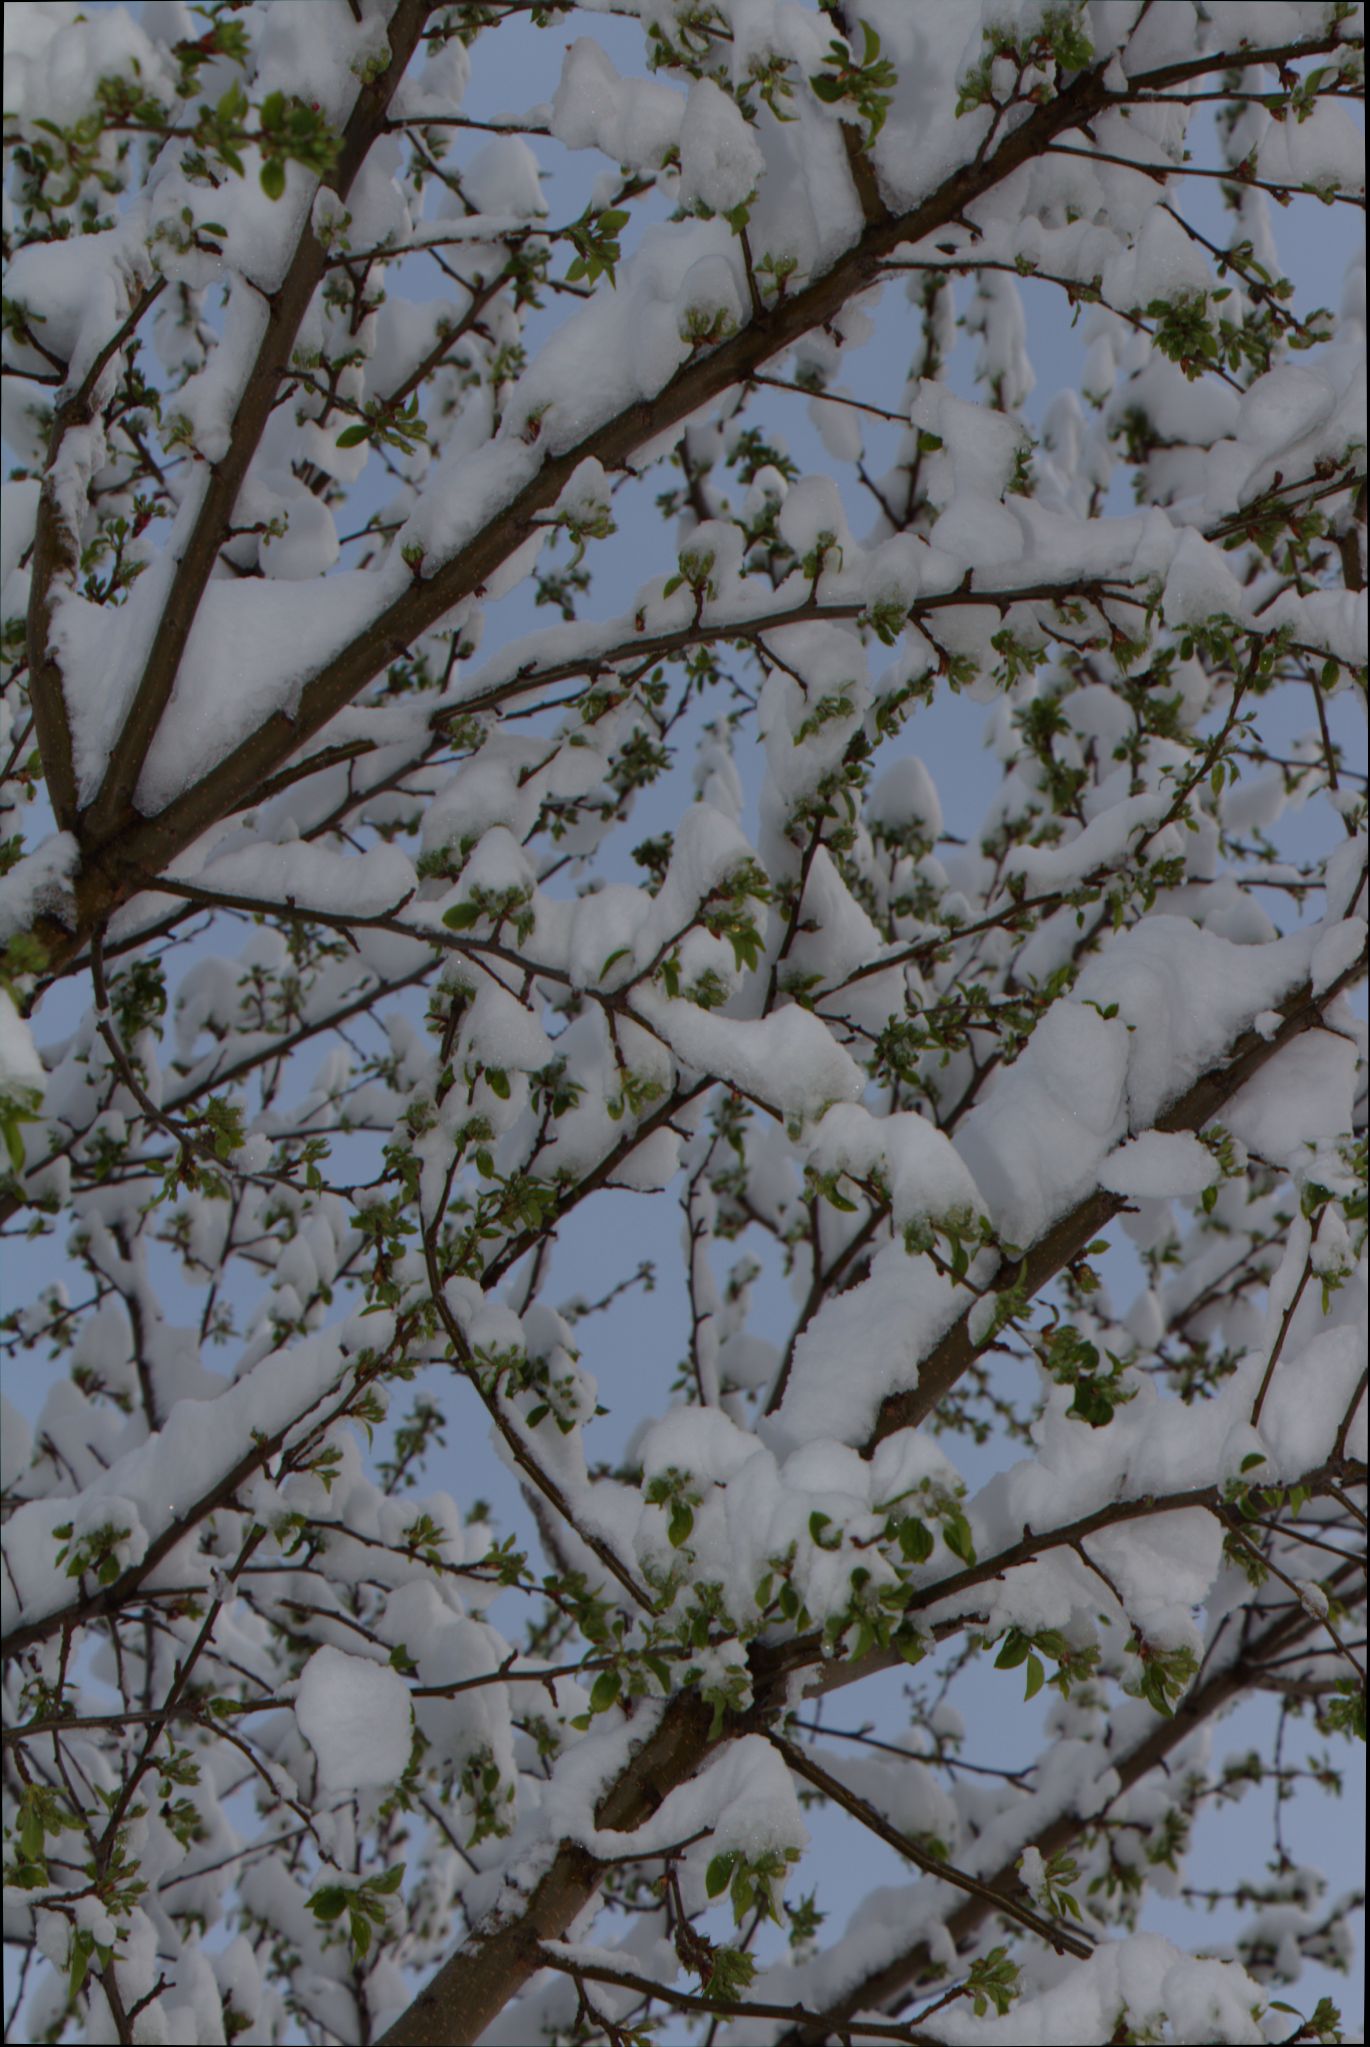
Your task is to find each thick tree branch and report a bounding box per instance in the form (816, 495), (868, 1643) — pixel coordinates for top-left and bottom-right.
(78, 0), (433, 844)
(35, 30), (1347, 966)
(767, 1732), (1094, 1959)
(871, 953), (1366, 1443)
(373, 956), (1363, 2044)
(770, 1561), (1366, 2046)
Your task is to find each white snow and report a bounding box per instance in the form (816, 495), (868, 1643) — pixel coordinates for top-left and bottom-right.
(955, 1000), (1129, 1249)
(0, 989), (46, 1108)
(1005, 791), (1169, 889)
(295, 1646), (414, 1793)
(1098, 1131), (1219, 1200)
(677, 79), (765, 218)
(634, 992), (864, 1121)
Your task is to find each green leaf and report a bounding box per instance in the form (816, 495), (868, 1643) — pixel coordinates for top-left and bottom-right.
(668, 1501), (694, 1548)
(589, 1668), (621, 1715)
(706, 1851), (737, 1898)
(68, 1930), (94, 1999)
(897, 1516), (934, 1564)
(442, 901), (482, 930)
(259, 155), (286, 201)
(335, 421), (372, 448)
(995, 1629), (1030, 1670)
(1024, 1654), (1045, 1701)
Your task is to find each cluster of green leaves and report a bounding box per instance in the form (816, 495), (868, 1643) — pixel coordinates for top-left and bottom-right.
(458, 1743), (517, 1844)
(1038, 1319), (1137, 1428)
(1222, 1455), (1318, 1576)
(995, 1625), (1100, 1703)
(685, 1476), (979, 1670)
(680, 299), (739, 349)
(184, 81), (340, 199)
(0, 1068), (43, 1176)
(564, 205), (631, 287)
(307, 1862), (405, 1960)
(646, 1465), (705, 1551)
(878, 1479), (977, 1571)
(699, 859), (772, 975)
(1263, 1996), (1346, 2046)
(52, 1516), (134, 1588)
(644, 5), (730, 77)
(1024, 1847), (1086, 1924)
(536, 490), (616, 617)
(956, 5), (1094, 117)
(1123, 1637), (1200, 1718)
(441, 881), (536, 944)
(1318, 1678), (1366, 1746)
(8, 65), (170, 229)
(4, 1783), (77, 1891)
(808, 22), (896, 142)
(964, 1947), (1022, 2017)
(336, 392), (428, 454)
(66, 1927), (117, 2003)
(705, 1842), (801, 1926)
(465, 1335), (581, 1438)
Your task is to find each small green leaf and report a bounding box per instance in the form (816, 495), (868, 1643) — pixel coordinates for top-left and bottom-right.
(897, 1516), (934, 1564)
(259, 155), (286, 201)
(335, 421), (372, 448)
(995, 1629), (1030, 1670)
(589, 1668), (621, 1715)
(706, 1851), (737, 1898)
(1024, 1654), (1045, 1701)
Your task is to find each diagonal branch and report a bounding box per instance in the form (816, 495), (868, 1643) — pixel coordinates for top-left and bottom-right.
(78, 0), (433, 844)
(869, 953), (1367, 1444)
(25, 277), (168, 828)
(40, 28), (1350, 967)
(1, 1316), (415, 1662)
(769, 1560), (1367, 2046)
(767, 1731), (1094, 1959)
(375, 949), (1363, 2044)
